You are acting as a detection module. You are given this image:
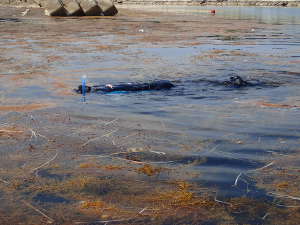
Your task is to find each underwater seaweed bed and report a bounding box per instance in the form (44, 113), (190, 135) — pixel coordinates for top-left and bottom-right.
(0, 108), (299, 225)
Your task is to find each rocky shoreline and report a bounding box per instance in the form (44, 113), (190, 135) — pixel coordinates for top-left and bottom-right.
(1, 0), (300, 8)
(0, 0), (39, 8)
(0, 0), (118, 16)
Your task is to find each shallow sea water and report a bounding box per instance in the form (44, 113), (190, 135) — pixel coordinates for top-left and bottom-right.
(77, 6), (300, 192)
(0, 5), (300, 225)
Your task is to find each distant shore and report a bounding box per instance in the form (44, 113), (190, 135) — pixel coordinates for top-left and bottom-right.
(115, 0), (300, 7)
(1, 0), (300, 8)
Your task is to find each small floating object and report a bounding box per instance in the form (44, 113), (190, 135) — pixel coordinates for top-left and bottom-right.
(21, 9), (30, 16)
(210, 9), (216, 14)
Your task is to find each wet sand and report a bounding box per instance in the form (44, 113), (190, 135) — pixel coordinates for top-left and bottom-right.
(1, 5), (300, 225)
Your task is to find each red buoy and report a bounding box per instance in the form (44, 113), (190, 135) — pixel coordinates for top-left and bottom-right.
(211, 9), (216, 14)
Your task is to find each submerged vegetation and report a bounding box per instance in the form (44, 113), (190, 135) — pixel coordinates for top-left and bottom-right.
(1, 5), (300, 225)
(137, 164), (162, 176)
(1, 109), (300, 225)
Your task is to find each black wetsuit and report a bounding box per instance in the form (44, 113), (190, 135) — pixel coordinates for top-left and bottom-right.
(76, 80), (174, 94)
(75, 76), (278, 94)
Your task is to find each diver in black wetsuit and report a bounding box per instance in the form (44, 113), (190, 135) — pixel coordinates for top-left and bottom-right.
(75, 76), (278, 94)
(76, 80), (175, 94)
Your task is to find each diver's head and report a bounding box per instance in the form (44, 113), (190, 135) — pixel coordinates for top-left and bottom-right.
(76, 85), (92, 94)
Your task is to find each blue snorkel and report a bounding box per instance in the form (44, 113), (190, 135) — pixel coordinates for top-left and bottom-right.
(82, 75), (87, 102)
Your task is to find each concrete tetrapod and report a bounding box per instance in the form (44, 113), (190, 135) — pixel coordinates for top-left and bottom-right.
(79, 0), (103, 16)
(64, 0), (85, 16)
(44, 0), (67, 16)
(98, 0), (118, 16)
(43, 0), (117, 16)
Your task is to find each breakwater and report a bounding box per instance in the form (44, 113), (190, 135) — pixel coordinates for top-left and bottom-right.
(1, 0), (300, 7)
